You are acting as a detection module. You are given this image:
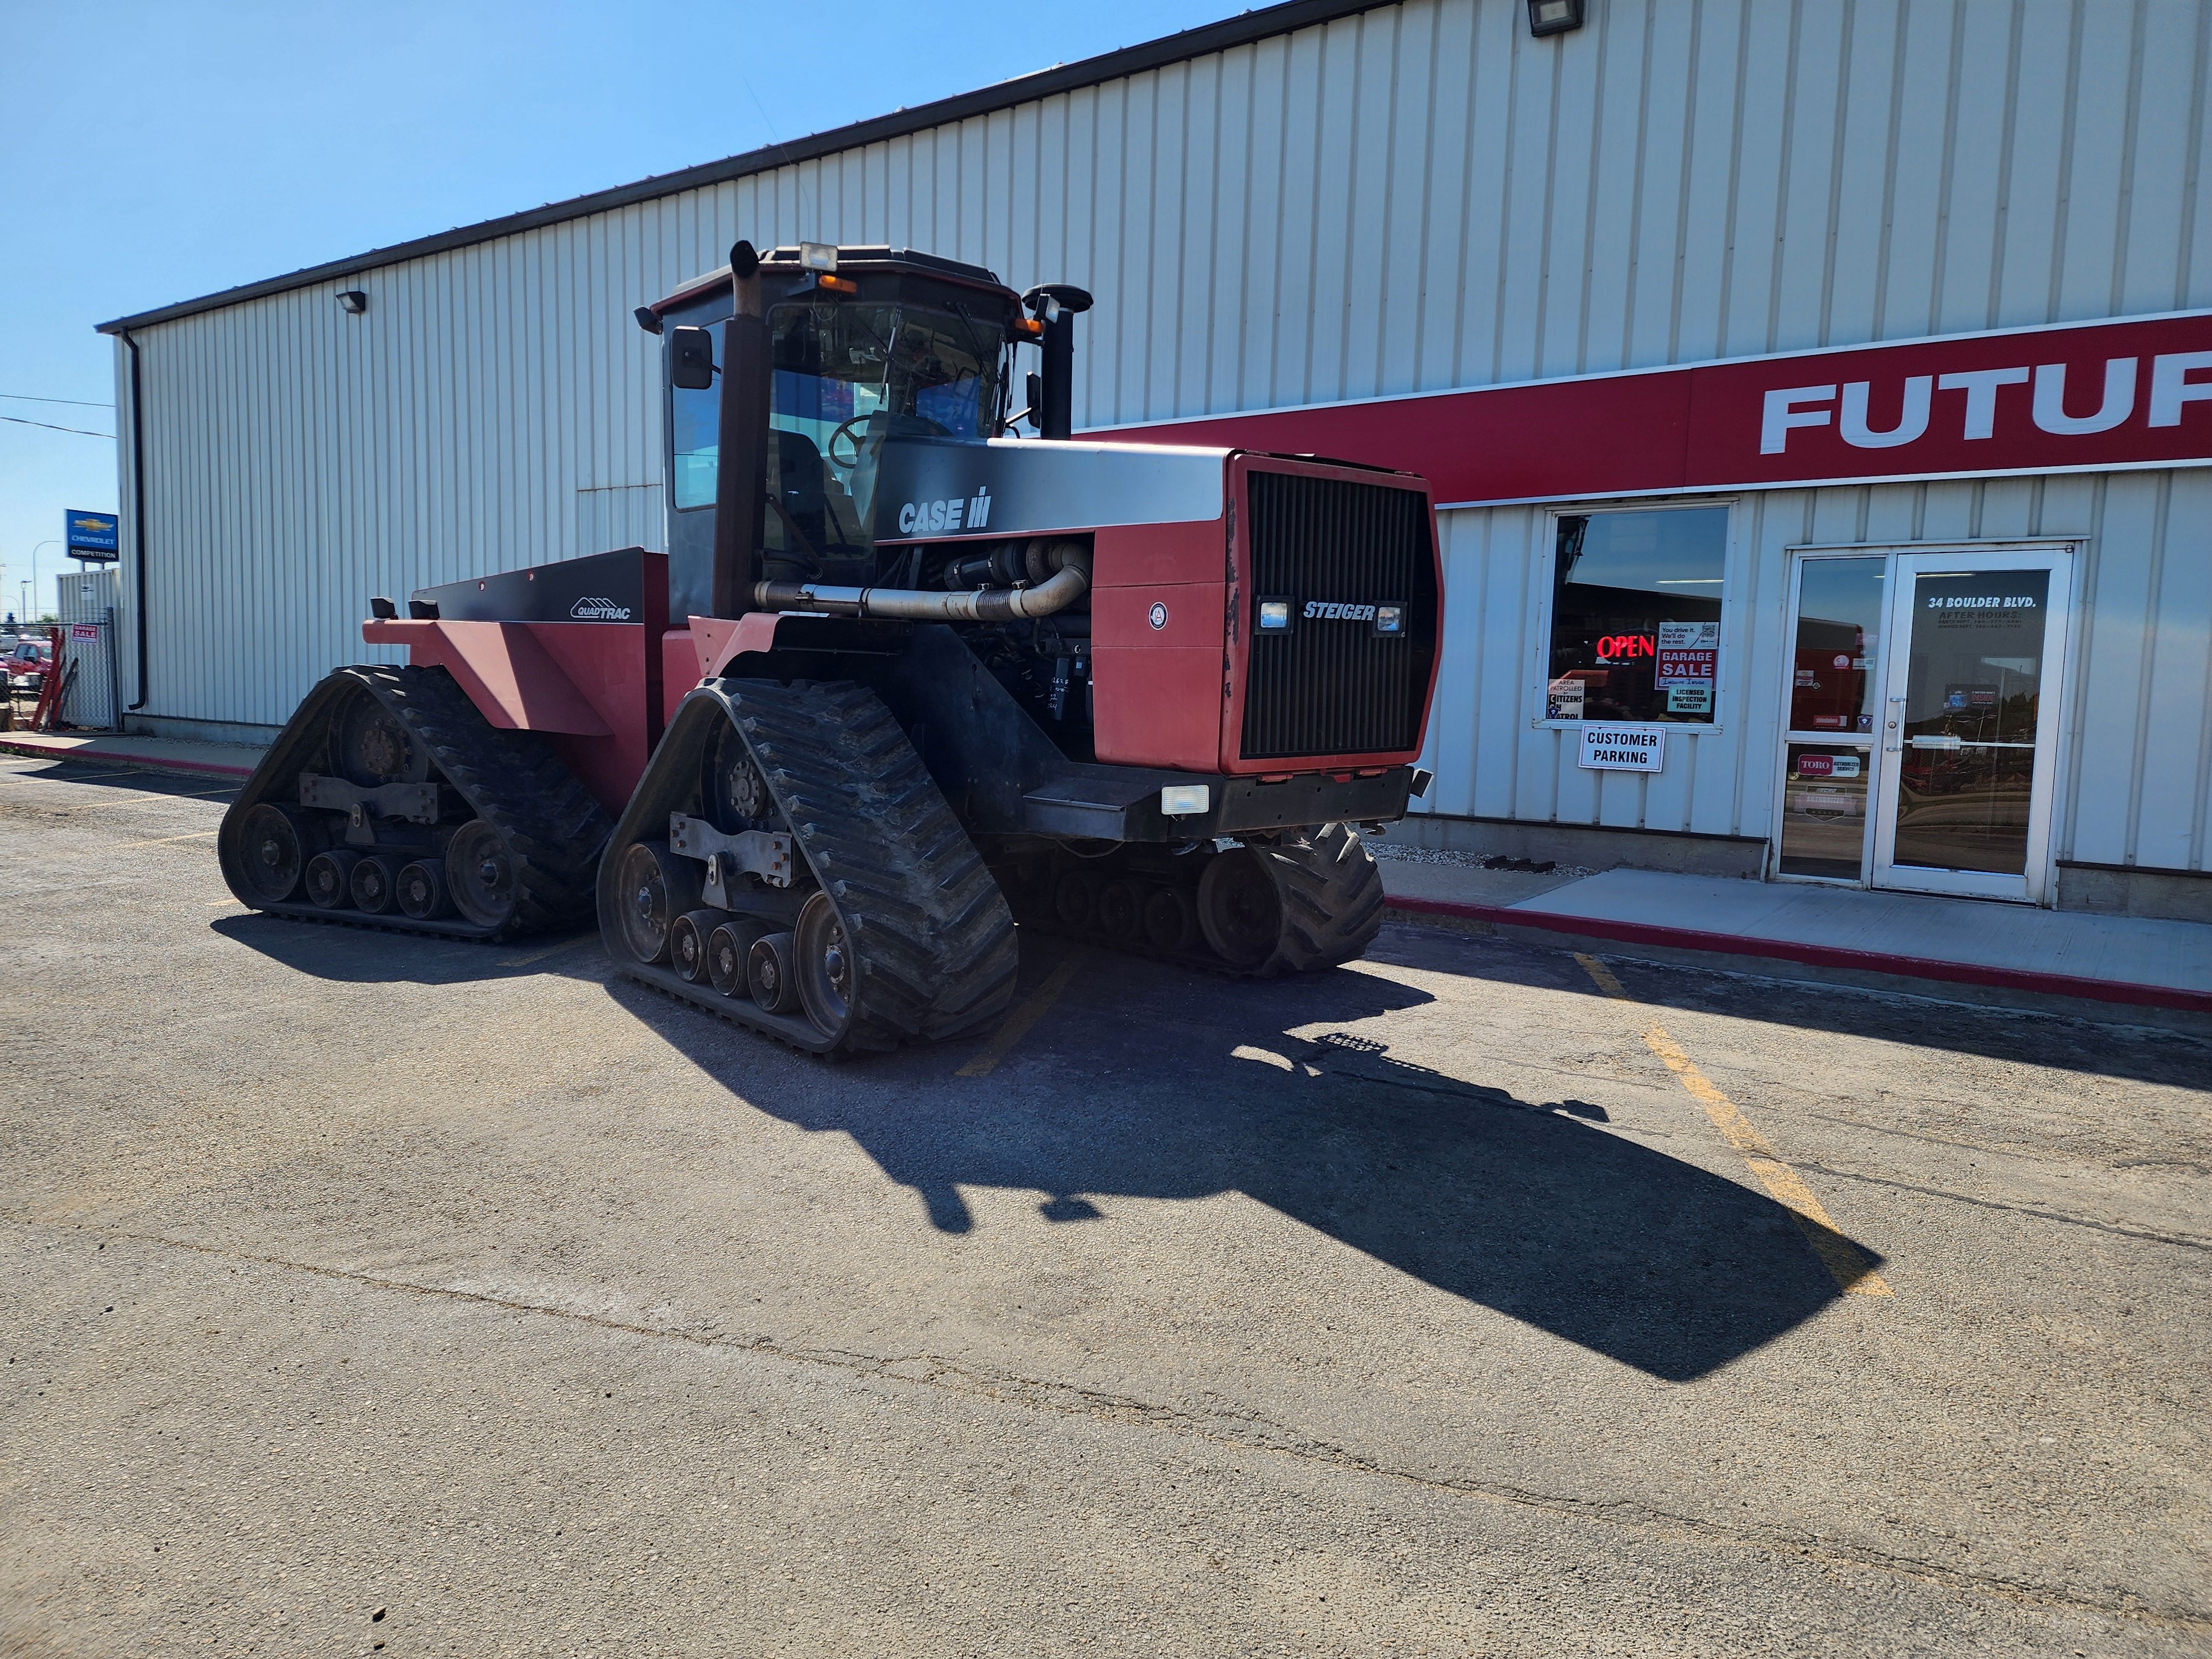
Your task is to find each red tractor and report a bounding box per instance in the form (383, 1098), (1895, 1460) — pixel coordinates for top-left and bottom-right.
(220, 241), (1443, 1055)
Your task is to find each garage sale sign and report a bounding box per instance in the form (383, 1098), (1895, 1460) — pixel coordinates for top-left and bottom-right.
(1579, 724), (1667, 773)
(1104, 310), (2212, 506)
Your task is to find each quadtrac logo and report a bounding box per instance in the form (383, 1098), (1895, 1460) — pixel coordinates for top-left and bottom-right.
(1303, 601), (1378, 621)
(569, 596), (633, 621)
(896, 487), (992, 536)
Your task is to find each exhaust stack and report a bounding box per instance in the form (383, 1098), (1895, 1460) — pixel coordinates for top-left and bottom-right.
(711, 241), (771, 618)
(1022, 284), (1093, 440)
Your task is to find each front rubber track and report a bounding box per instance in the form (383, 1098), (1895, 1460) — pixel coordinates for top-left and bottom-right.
(1016, 823), (1387, 978)
(217, 664), (611, 942)
(599, 678), (1019, 1056)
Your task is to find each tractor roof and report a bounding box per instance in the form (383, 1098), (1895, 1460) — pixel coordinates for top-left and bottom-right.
(649, 246), (1014, 319)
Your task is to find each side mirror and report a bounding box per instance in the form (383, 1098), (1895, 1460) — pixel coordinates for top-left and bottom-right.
(670, 325), (716, 391)
(1024, 372), (1044, 427)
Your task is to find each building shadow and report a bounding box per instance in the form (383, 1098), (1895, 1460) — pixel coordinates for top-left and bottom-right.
(617, 941), (1864, 1383)
(1371, 918), (2211, 1089)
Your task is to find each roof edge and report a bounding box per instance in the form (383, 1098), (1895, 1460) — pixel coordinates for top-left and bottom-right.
(97, 0), (1395, 336)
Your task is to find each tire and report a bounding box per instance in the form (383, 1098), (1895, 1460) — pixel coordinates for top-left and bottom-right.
(1199, 824), (1385, 975)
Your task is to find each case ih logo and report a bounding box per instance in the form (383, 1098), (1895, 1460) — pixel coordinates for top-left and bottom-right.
(1304, 601), (1379, 621)
(569, 596), (632, 621)
(896, 487), (993, 535)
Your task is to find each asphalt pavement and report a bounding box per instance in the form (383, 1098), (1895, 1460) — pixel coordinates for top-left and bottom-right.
(2, 754), (2207, 1657)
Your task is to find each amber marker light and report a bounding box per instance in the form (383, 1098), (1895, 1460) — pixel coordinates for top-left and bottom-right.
(1014, 316), (1045, 337)
(816, 274), (858, 294)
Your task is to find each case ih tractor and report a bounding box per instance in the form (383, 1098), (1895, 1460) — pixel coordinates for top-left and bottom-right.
(219, 241), (1442, 1055)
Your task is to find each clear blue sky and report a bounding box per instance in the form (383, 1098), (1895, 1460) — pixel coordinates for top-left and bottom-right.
(0, 0), (1244, 619)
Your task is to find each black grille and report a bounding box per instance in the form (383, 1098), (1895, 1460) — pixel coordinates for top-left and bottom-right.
(1239, 471), (1438, 761)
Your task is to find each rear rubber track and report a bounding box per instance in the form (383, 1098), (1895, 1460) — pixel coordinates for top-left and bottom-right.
(224, 664), (611, 942)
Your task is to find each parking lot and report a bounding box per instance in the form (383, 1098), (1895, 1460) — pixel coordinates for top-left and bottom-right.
(2, 752), (2208, 1657)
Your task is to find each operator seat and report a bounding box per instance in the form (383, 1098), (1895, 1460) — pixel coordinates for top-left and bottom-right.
(764, 428), (867, 576)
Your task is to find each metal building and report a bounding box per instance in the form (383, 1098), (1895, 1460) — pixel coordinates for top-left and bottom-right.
(100, 0), (2212, 920)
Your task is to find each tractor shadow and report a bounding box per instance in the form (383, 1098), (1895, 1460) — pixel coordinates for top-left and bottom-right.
(210, 914), (606, 985)
(624, 936), (1867, 1383)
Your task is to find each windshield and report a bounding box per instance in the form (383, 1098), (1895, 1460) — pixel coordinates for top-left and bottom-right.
(670, 300), (1004, 576)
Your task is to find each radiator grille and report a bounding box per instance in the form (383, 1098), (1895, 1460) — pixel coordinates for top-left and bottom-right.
(1239, 471), (1437, 761)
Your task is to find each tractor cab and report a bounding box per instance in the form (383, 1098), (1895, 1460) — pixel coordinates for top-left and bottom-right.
(645, 245), (1030, 612)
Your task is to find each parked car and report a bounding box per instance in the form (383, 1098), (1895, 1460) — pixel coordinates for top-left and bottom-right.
(7, 638), (53, 685)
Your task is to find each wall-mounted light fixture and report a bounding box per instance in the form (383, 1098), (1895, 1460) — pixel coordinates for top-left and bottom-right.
(1527, 0), (1584, 36)
(336, 290), (369, 315)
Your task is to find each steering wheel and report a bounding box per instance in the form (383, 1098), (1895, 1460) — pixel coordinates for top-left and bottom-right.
(827, 415), (871, 469)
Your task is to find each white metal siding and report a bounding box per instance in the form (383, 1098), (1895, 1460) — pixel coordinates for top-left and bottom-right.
(1425, 468), (2212, 874)
(117, 0), (2212, 866)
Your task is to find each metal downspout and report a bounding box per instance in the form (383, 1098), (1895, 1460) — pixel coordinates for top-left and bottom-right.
(122, 329), (149, 712)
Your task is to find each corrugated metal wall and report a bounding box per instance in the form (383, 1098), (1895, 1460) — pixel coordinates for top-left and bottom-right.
(117, 0), (2212, 867)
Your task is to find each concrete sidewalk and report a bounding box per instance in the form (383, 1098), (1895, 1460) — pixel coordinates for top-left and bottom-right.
(1377, 851), (2212, 1025)
(0, 729), (262, 779)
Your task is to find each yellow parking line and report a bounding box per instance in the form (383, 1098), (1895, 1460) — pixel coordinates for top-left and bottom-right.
(116, 828), (218, 849)
(957, 952), (1085, 1078)
(1575, 953), (1892, 1297)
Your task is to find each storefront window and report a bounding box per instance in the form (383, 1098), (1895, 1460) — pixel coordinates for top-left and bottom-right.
(1546, 508), (1728, 725)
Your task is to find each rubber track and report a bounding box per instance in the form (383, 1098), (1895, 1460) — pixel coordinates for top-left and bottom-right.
(732, 680), (1019, 1050)
(225, 665), (610, 943)
(1019, 824), (1386, 978)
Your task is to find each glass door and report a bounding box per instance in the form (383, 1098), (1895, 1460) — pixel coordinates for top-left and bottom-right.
(1775, 555), (1886, 882)
(1870, 549), (2073, 903)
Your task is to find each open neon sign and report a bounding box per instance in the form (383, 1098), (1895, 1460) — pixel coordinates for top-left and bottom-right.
(1595, 634), (1656, 660)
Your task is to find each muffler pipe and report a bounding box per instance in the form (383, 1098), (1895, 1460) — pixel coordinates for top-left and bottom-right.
(752, 547), (1089, 623)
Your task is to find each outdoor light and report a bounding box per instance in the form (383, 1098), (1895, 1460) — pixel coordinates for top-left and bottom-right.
(1160, 784), (1211, 817)
(1527, 0), (1584, 36)
(1258, 599), (1292, 631)
(799, 242), (839, 273)
(336, 290), (368, 315)
(1373, 603), (1406, 635)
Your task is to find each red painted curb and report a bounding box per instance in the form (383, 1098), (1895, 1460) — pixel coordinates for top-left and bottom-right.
(0, 737), (253, 779)
(1384, 894), (2212, 1016)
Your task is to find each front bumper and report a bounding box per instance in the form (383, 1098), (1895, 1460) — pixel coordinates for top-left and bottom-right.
(1019, 765), (1416, 842)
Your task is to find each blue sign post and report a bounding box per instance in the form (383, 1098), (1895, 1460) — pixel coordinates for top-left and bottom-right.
(65, 510), (119, 561)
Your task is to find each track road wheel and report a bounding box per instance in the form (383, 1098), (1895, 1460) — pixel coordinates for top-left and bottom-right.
(1096, 879), (1144, 944)
(613, 841), (702, 965)
(1142, 885), (1199, 952)
(748, 931), (801, 1014)
(447, 820), (519, 931)
(708, 919), (765, 998)
(236, 804), (310, 904)
(670, 909), (722, 984)
(350, 854), (398, 914)
(793, 890), (855, 1042)
(305, 849), (360, 911)
(396, 858), (450, 920)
